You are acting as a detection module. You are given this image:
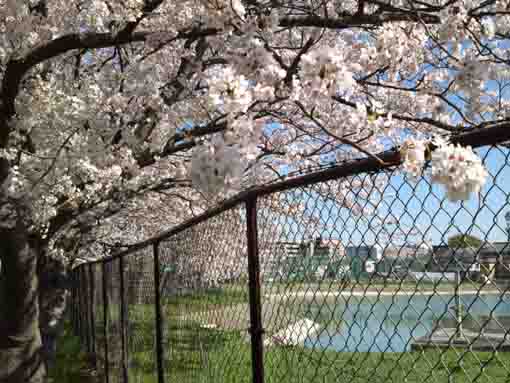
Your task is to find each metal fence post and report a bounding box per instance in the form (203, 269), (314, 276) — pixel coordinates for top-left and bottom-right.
(75, 271), (80, 336)
(153, 242), (165, 383)
(77, 267), (84, 342)
(83, 267), (90, 352)
(73, 270), (80, 336)
(246, 197), (265, 383)
(103, 262), (110, 383)
(119, 256), (129, 383)
(70, 272), (75, 333)
(76, 269), (81, 339)
(88, 264), (96, 365)
(86, 266), (92, 353)
(73, 273), (77, 334)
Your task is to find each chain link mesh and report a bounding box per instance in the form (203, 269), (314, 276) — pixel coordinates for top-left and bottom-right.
(124, 250), (157, 383)
(159, 204), (251, 383)
(93, 263), (104, 374)
(71, 142), (510, 383)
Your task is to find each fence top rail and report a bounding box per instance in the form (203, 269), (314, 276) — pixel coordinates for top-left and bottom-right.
(78, 123), (510, 267)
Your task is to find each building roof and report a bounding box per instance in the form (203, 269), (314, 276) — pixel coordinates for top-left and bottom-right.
(429, 248), (478, 271)
(383, 245), (430, 259)
(482, 242), (510, 253)
(431, 243), (510, 265)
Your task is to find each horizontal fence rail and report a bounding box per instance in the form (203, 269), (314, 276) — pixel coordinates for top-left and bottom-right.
(71, 125), (510, 383)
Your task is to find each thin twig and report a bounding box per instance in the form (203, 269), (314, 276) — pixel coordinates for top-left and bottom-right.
(294, 100), (388, 165)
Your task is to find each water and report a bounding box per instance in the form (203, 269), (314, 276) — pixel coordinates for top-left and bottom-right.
(302, 293), (510, 352)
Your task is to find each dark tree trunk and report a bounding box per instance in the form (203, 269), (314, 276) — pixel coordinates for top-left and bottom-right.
(0, 215), (46, 382)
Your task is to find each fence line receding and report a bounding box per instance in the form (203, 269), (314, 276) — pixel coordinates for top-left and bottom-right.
(71, 126), (510, 383)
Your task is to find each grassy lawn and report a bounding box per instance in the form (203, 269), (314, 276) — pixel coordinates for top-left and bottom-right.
(62, 285), (510, 383)
(122, 287), (510, 383)
(163, 286), (248, 309)
(125, 322), (510, 383)
(58, 315), (510, 383)
(264, 280), (494, 295)
(121, 288), (510, 383)
(49, 322), (98, 382)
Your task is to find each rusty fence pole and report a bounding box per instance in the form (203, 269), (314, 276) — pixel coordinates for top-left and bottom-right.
(77, 269), (82, 340)
(73, 273), (77, 334)
(153, 242), (165, 383)
(102, 262), (110, 383)
(71, 272), (75, 334)
(88, 264), (96, 365)
(79, 267), (85, 349)
(83, 267), (90, 353)
(246, 197), (265, 383)
(69, 273), (73, 330)
(119, 256), (129, 383)
(82, 268), (86, 343)
(88, 266), (92, 352)
(80, 267), (86, 345)
(87, 266), (92, 353)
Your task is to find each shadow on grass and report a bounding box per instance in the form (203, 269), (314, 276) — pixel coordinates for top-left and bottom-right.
(129, 320), (242, 381)
(49, 322), (99, 383)
(56, 316), (510, 383)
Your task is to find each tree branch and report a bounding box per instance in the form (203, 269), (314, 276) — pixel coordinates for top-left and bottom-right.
(279, 12), (440, 29)
(0, 27), (219, 147)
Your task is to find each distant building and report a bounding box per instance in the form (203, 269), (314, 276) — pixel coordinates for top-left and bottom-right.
(479, 242), (510, 284)
(428, 246), (479, 273)
(427, 242), (510, 284)
(290, 237), (338, 280)
(263, 238), (346, 281)
(345, 245), (381, 279)
(380, 244), (433, 277)
(260, 241), (301, 280)
(261, 239), (510, 284)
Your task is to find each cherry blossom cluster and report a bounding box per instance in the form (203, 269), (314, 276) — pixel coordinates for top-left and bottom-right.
(402, 139), (428, 179)
(190, 137), (244, 196)
(430, 141), (488, 202)
(402, 138), (488, 202)
(208, 67), (253, 114)
(297, 45), (359, 100)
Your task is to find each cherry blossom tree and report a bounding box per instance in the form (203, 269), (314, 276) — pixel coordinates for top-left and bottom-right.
(1, 0), (509, 381)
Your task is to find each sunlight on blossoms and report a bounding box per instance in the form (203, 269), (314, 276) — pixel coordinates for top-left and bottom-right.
(190, 137), (244, 197)
(208, 67), (252, 114)
(402, 138), (488, 202)
(402, 139), (427, 178)
(430, 142), (488, 202)
(299, 46), (357, 99)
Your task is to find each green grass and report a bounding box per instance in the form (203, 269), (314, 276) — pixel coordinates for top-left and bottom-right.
(268, 346), (510, 383)
(58, 316), (510, 383)
(102, 287), (248, 382)
(125, 322), (510, 383)
(49, 322), (97, 382)
(163, 286), (248, 308)
(121, 294), (510, 383)
(63, 285), (510, 383)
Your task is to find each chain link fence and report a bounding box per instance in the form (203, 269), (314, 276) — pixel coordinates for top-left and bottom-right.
(71, 126), (510, 383)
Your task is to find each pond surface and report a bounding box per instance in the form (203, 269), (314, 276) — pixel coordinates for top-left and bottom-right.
(302, 293), (510, 352)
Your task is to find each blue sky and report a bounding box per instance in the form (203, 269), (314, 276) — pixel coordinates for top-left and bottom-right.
(271, 144), (510, 249)
(329, 145), (510, 247)
(382, 145), (508, 246)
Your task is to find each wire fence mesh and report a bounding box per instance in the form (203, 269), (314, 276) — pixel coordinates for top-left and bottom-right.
(124, 251), (157, 383)
(93, 263), (104, 374)
(158, 205), (251, 383)
(71, 129), (510, 383)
